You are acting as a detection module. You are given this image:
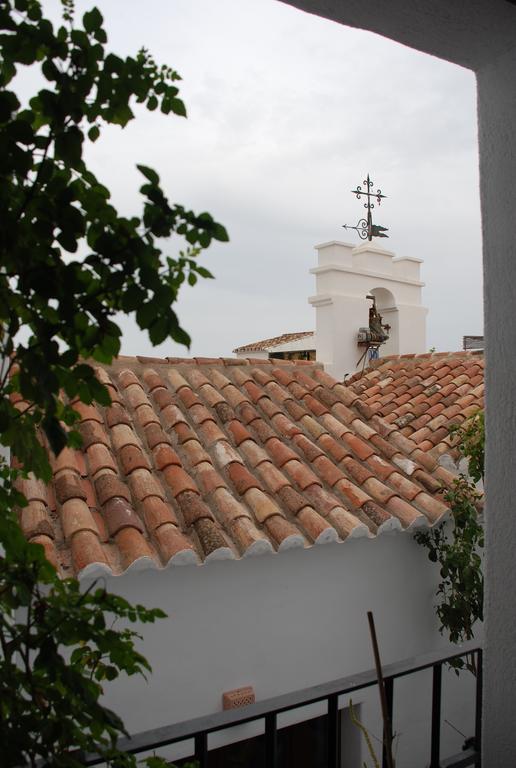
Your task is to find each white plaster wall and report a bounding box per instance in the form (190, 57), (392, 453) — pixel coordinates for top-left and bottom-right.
(311, 266), (423, 305)
(313, 296), (334, 370)
(235, 349), (268, 360)
(315, 240), (354, 268)
(97, 531), (477, 766)
(477, 44), (516, 766)
(352, 243), (396, 274)
(396, 304), (428, 356)
(311, 294), (370, 379)
(279, 0), (516, 71)
(377, 306), (398, 359)
(370, 288), (397, 359)
(393, 257), (424, 283)
(236, 336), (316, 360)
(267, 335), (316, 355)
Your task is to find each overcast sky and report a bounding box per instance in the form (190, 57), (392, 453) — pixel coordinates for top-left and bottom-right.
(44, 0), (483, 357)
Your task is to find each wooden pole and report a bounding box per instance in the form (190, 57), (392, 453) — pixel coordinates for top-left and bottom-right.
(367, 611), (395, 768)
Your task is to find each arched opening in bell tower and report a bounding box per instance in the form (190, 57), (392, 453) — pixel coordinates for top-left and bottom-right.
(369, 286), (398, 357)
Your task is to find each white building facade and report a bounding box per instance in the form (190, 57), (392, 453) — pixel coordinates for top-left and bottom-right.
(100, 529), (476, 766)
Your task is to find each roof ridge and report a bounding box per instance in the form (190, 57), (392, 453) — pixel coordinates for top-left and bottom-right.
(373, 350), (483, 363)
(105, 355), (322, 368)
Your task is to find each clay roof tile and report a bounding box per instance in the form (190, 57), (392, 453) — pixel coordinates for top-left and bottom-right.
(153, 444), (181, 471)
(194, 518), (232, 558)
(115, 527), (155, 570)
(312, 455), (346, 487)
(21, 353), (476, 577)
(227, 463), (260, 495)
(127, 468), (164, 502)
(19, 501), (54, 540)
(239, 439), (270, 468)
(60, 498), (99, 539)
(270, 412), (302, 438)
(119, 444), (151, 475)
(78, 420), (110, 450)
(297, 506), (337, 543)
(118, 369), (140, 389)
(153, 523), (198, 565)
(198, 383), (226, 407)
(167, 369), (190, 391)
(162, 465), (198, 498)
(229, 516), (272, 555)
(71, 530), (108, 574)
(264, 514), (305, 548)
(177, 491), (214, 526)
(124, 383), (151, 410)
(104, 496), (144, 536)
(142, 496), (178, 530)
(152, 388), (175, 410)
(195, 462), (227, 494)
(142, 369), (167, 391)
(227, 420), (253, 446)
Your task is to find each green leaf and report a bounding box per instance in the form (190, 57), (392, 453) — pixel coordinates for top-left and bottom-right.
(169, 97), (186, 117)
(136, 164), (160, 185)
(92, 332), (120, 364)
(121, 284), (146, 312)
(55, 127), (84, 167)
(7, 117), (34, 144)
(148, 317), (168, 345)
(213, 223), (229, 242)
(170, 323), (191, 348)
(136, 301), (157, 329)
(89, 378), (112, 406)
(88, 125), (100, 142)
(195, 266), (214, 279)
(83, 7), (103, 33)
(0, 90), (20, 122)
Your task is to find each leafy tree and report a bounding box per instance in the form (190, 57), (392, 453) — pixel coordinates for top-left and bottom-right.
(0, 0), (227, 764)
(414, 409), (484, 672)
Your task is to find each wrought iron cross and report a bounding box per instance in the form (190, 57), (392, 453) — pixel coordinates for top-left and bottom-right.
(342, 173), (389, 241)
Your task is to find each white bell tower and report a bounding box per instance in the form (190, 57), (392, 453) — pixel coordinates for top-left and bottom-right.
(308, 240), (427, 380)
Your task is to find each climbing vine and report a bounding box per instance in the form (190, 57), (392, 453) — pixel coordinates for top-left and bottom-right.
(414, 410), (484, 670)
(450, 410), (484, 486)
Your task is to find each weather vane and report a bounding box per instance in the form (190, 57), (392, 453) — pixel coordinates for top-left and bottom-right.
(342, 173), (389, 241)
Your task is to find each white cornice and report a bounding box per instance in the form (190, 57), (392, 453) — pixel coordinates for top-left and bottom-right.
(309, 263), (425, 287)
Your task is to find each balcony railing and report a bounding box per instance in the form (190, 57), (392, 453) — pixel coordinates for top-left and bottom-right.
(83, 639), (482, 768)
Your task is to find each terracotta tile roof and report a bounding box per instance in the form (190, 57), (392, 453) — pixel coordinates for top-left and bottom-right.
(346, 352), (484, 461)
(233, 331), (314, 354)
(14, 355), (455, 579)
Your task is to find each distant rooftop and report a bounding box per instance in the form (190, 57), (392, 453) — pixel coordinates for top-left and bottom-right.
(233, 331), (314, 354)
(346, 350), (484, 456)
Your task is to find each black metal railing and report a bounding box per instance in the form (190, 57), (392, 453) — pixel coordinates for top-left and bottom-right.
(83, 640), (482, 768)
